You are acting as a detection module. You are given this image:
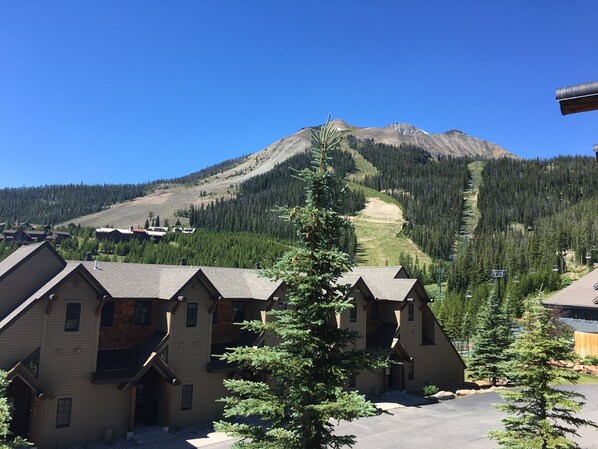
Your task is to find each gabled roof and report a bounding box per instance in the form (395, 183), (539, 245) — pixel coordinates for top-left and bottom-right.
(342, 267), (418, 302)
(6, 361), (54, 400)
(121, 352), (180, 391)
(0, 262), (110, 334)
(201, 267), (282, 300)
(0, 241), (65, 283)
(79, 261), (220, 300)
(544, 269), (598, 309)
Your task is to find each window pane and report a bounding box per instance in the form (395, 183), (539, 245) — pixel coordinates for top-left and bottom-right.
(64, 303), (81, 332)
(186, 302), (198, 328)
(349, 302), (357, 322)
(408, 303), (414, 321)
(134, 301), (151, 325)
(181, 384), (193, 411)
(56, 398), (72, 428)
(100, 301), (115, 328)
(232, 301), (245, 323)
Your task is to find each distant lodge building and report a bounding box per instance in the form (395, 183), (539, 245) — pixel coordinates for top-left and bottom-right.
(95, 227), (196, 243)
(1, 229), (71, 246)
(544, 268), (598, 357)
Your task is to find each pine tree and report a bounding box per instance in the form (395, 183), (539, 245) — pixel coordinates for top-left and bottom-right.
(490, 295), (598, 448)
(469, 292), (512, 386)
(214, 118), (387, 448)
(0, 370), (30, 448)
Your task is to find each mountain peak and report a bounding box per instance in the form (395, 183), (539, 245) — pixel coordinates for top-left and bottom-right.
(329, 118), (352, 131)
(444, 129), (468, 136)
(385, 123), (428, 135)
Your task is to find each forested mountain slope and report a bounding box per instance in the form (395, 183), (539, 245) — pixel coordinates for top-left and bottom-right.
(0, 119), (511, 228)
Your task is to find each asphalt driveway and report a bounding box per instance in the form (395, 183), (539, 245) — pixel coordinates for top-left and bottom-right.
(145, 384), (598, 449)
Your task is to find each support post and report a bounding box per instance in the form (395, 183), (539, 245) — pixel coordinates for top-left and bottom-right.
(128, 385), (136, 435)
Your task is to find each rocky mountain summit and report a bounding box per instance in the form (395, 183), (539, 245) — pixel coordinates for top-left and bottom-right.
(348, 121), (515, 159)
(69, 119), (515, 228)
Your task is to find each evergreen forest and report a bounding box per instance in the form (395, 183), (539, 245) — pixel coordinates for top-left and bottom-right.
(3, 134), (598, 350)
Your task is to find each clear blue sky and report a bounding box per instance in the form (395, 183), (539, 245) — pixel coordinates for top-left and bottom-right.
(1, 1), (597, 188)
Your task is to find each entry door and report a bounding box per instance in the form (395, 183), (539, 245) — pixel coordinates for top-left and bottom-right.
(7, 379), (32, 438)
(135, 375), (160, 425)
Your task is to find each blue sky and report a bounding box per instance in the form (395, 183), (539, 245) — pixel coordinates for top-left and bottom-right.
(0, 1), (597, 188)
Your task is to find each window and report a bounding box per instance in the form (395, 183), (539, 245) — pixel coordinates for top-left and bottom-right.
(572, 310), (580, 320)
(64, 303), (81, 332)
(370, 302), (379, 320)
(181, 384), (193, 411)
(55, 397), (72, 428)
(100, 301), (115, 328)
(585, 311), (593, 321)
(277, 301), (287, 311)
(186, 302), (198, 328)
(349, 301), (357, 323)
(134, 300), (151, 325)
(232, 301), (245, 323)
(407, 303), (414, 321)
(212, 306), (218, 324)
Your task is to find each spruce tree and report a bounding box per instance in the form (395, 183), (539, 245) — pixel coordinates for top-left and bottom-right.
(0, 370), (30, 448)
(214, 118), (387, 448)
(490, 295), (598, 448)
(469, 292), (512, 386)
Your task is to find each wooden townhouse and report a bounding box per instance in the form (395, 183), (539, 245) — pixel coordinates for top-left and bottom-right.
(0, 242), (464, 448)
(544, 268), (598, 357)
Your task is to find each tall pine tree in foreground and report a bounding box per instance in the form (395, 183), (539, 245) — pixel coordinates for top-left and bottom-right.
(490, 295), (597, 448)
(214, 118), (387, 448)
(469, 292), (512, 387)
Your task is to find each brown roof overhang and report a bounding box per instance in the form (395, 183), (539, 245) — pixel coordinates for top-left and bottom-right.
(120, 352), (180, 391)
(6, 362), (54, 400)
(556, 81), (598, 115)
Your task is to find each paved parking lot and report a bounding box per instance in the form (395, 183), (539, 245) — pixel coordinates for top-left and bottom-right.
(144, 384), (598, 449)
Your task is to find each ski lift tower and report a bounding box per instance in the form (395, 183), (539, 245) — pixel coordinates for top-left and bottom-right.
(491, 269), (507, 301)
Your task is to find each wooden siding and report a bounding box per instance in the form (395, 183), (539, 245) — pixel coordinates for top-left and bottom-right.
(35, 275), (117, 448)
(0, 302), (44, 369)
(575, 331), (598, 357)
(165, 279), (230, 426)
(98, 299), (160, 349)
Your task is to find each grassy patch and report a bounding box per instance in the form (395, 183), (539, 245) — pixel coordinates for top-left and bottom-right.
(347, 184), (431, 266)
(573, 372), (598, 384)
(347, 182), (402, 206)
(344, 146), (378, 182)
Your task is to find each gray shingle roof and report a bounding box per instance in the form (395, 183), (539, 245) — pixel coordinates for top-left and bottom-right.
(544, 269), (598, 308)
(0, 242), (47, 281)
(80, 260), (202, 299)
(342, 266), (417, 301)
(0, 262), (92, 332)
(201, 267), (282, 300)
